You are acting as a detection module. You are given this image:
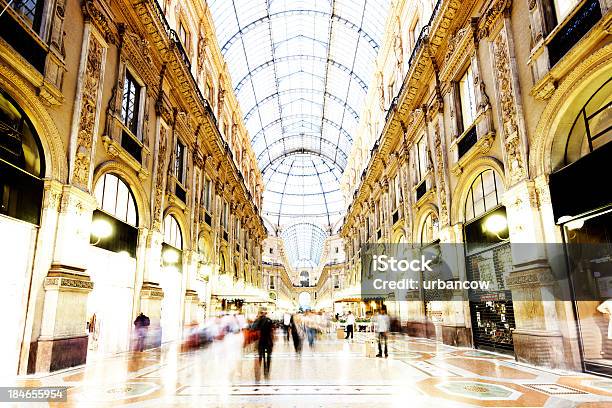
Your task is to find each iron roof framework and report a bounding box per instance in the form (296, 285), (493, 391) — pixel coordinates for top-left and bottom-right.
(208, 0), (390, 268)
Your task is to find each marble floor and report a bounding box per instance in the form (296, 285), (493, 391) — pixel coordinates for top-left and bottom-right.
(11, 332), (612, 407)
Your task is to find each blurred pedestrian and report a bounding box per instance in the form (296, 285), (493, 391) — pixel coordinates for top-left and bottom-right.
(283, 312), (291, 342)
(253, 308), (274, 381)
(134, 312), (150, 352)
(345, 311), (355, 340)
(290, 313), (303, 355)
(374, 307), (390, 358)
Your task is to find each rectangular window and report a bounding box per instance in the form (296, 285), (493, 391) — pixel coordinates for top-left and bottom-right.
(411, 18), (421, 49)
(203, 177), (212, 209)
(14, 0), (44, 29)
(553, 0), (581, 22)
(394, 174), (402, 209)
(416, 136), (428, 182)
(178, 21), (189, 50)
(222, 200), (229, 231)
(175, 140), (185, 184)
(459, 65), (477, 131)
(121, 72), (142, 138)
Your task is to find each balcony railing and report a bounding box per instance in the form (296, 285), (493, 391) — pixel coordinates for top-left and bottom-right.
(0, 2), (47, 73)
(548, 0), (602, 67)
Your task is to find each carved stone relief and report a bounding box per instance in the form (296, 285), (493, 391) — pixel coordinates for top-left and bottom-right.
(72, 33), (105, 190)
(492, 28), (527, 185)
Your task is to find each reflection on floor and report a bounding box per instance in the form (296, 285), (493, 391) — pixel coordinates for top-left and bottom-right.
(12, 332), (612, 407)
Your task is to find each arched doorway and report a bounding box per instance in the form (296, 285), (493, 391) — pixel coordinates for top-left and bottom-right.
(463, 169), (515, 354)
(160, 214), (184, 343)
(0, 89), (46, 376)
(87, 173), (139, 357)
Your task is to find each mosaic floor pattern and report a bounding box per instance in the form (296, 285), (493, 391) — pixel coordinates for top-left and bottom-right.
(9, 332), (612, 407)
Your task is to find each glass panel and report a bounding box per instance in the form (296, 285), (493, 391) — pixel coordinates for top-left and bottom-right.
(459, 65), (476, 130)
(102, 173), (118, 213)
(554, 0), (581, 22)
(208, 0), (391, 265)
(465, 170), (504, 222)
(94, 174), (138, 226)
(121, 73), (141, 137)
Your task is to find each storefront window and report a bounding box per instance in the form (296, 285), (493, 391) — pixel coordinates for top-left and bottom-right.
(92, 174), (139, 256)
(0, 90), (45, 225)
(564, 208), (612, 375)
(463, 169), (515, 354)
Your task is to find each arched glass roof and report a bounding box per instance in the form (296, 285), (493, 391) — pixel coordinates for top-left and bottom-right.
(280, 222), (328, 269)
(208, 0), (390, 267)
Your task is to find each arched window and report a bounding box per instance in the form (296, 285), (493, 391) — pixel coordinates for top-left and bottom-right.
(163, 215), (183, 250)
(94, 173), (137, 226)
(0, 90), (45, 224)
(464, 169), (504, 222)
(565, 78), (611, 165)
(420, 212), (439, 245)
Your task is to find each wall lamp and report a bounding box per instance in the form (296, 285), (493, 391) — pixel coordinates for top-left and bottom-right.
(483, 213), (509, 241)
(91, 218), (113, 245)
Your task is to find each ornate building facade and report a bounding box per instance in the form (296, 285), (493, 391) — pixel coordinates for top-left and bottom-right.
(338, 0), (611, 374)
(0, 0), (266, 376)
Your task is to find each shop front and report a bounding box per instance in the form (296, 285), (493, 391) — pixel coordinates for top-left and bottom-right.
(463, 170), (516, 355)
(549, 77), (612, 376)
(86, 173), (139, 358)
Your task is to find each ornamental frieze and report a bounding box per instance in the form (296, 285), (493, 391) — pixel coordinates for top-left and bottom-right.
(44, 276), (94, 290)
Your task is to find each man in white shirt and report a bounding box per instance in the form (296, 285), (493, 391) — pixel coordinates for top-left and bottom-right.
(345, 311), (355, 340)
(374, 307), (390, 357)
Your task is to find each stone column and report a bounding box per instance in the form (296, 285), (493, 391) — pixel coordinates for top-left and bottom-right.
(503, 181), (576, 369)
(139, 230), (164, 348)
(34, 186), (96, 373)
(182, 250), (200, 328)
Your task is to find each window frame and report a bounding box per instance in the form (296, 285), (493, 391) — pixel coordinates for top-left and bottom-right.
(415, 135), (429, 183)
(94, 173), (138, 227)
(174, 138), (186, 186)
(464, 169), (504, 222)
(120, 69), (144, 141)
(457, 64), (477, 133)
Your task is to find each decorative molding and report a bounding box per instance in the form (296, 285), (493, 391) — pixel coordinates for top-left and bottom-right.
(477, 0), (512, 39)
(44, 276), (94, 291)
(491, 28), (527, 185)
(70, 28), (106, 191)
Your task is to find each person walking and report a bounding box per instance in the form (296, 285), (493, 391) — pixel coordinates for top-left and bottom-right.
(374, 307), (390, 358)
(283, 312), (291, 342)
(134, 312), (150, 352)
(253, 308), (274, 381)
(290, 313), (303, 355)
(344, 311), (355, 340)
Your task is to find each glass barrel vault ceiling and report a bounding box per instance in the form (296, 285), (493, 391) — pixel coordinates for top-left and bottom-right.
(208, 0), (390, 268)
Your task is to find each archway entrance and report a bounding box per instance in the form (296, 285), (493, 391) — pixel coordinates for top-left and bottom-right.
(298, 292), (312, 310)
